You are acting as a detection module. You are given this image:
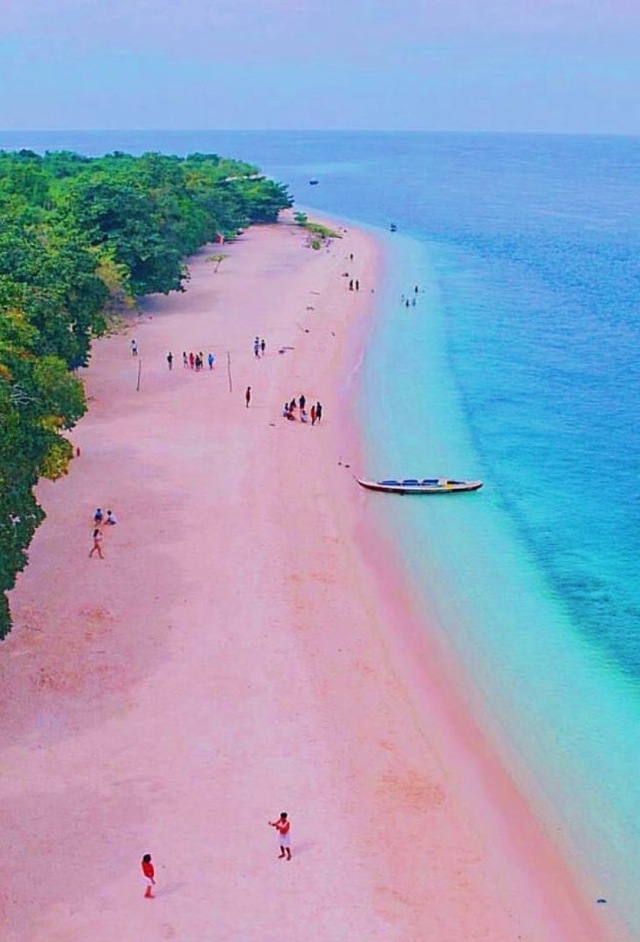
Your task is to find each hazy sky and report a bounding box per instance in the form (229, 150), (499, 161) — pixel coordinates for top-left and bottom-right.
(2, 0), (638, 132)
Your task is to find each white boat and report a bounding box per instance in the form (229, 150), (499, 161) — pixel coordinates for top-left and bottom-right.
(357, 477), (483, 495)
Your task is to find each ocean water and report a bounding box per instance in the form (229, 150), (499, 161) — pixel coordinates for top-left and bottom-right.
(3, 130), (640, 932)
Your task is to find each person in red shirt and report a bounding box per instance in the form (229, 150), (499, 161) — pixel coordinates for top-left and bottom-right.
(141, 853), (156, 898)
(268, 812), (291, 860)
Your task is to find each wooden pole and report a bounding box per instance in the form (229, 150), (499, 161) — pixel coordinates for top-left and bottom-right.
(227, 351), (233, 393)
(136, 358), (142, 392)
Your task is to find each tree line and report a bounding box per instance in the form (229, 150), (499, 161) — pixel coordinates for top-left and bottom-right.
(0, 148), (292, 637)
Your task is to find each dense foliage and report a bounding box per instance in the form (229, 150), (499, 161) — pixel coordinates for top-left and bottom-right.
(0, 149), (292, 637)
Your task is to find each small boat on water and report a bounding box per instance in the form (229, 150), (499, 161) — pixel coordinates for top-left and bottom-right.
(389, 223), (397, 232)
(357, 477), (483, 495)
(309, 179), (319, 185)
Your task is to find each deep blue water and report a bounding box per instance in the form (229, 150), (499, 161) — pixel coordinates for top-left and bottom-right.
(3, 130), (640, 932)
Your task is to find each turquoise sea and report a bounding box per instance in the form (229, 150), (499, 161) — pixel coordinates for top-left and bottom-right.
(3, 130), (640, 933)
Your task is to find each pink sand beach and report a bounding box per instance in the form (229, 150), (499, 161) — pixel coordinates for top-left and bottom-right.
(0, 217), (614, 940)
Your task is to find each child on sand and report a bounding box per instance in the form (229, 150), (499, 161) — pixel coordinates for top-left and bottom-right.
(141, 854), (156, 898)
(269, 812), (292, 860)
(89, 528), (104, 559)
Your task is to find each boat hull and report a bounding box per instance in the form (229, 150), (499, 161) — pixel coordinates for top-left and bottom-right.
(357, 478), (483, 495)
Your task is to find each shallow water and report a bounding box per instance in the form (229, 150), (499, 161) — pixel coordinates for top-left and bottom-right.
(3, 129), (640, 933)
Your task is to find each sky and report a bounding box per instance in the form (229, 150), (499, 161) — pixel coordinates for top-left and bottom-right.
(1, 0), (639, 133)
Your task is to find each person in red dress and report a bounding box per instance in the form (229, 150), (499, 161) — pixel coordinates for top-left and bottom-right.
(141, 853), (156, 898)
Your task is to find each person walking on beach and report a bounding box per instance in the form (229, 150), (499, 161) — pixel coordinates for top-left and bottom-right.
(130, 339), (138, 356)
(355, 279), (360, 291)
(183, 351), (188, 368)
(315, 401), (323, 423)
(167, 352), (173, 370)
(254, 337), (261, 359)
(310, 404), (317, 425)
(245, 386), (251, 408)
(189, 352), (195, 370)
(141, 854), (156, 898)
(349, 279), (353, 291)
(260, 338), (266, 355)
(89, 528), (104, 559)
(299, 393), (306, 412)
(208, 352), (215, 369)
(269, 812), (292, 860)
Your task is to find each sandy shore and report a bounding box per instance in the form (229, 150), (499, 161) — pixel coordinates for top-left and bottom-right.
(0, 217), (613, 941)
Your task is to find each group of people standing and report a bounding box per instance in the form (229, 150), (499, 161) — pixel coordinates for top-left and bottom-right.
(253, 336), (266, 358)
(89, 507), (117, 560)
(178, 350), (215, 371)
(282, 394), (323, 426)
(131, 345), (217, 371)
(401, 285), (421, 308)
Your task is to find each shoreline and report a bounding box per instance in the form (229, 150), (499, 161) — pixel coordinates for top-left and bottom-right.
(353, 224), (632, 938)
(0, 214), (614, 940)
(336, 223), (618, 941)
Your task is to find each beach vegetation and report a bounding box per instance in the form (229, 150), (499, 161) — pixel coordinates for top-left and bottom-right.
(304, 222), (341, 240)
(0, 147), (292, 638)
(293, 213), (341, 246)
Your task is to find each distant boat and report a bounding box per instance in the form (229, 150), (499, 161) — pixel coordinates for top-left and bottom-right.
(309, 179), (319, 185)
(357, 477), (483, 495)
(389, 223), (397, 232)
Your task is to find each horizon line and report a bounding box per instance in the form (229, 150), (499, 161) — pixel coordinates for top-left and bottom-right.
(1, 128), (639, 139)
